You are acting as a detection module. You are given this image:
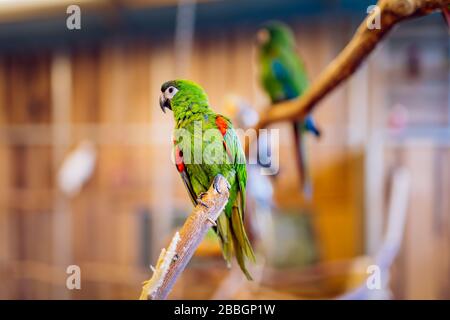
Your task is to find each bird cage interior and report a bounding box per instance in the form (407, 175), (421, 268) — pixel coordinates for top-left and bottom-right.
(0, 0), (449, 300)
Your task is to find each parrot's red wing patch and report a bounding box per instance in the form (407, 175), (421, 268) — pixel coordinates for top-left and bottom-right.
(216, 116), (233, 161)
(215, 116), (228, 136)
(173, 140), (197, 205)
(174, 145), (185, 172)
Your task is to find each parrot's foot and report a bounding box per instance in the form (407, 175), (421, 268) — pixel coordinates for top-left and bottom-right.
(197, 192), (209, 208)
(213, 175), (230, 194)
(206, 217), (217, 226)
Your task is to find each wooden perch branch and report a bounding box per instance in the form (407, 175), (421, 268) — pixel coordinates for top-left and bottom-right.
(139, 175), (230, 300)
(249, 0), (448, 150)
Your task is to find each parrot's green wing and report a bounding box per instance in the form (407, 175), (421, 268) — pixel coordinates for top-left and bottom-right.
(226, 126), (247, 217)
(215, 115), (247, 214)
(270, 52), (308, 101)
(216, 115), (255, 280)
(173, 143), (197, 206)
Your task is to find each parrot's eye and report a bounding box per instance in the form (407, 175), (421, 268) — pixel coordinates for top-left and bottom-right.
(165, 86), (178, 99)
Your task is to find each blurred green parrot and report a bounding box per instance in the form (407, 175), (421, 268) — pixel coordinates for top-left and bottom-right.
(159, 79), (255, 280)
(257, 21), (320, 198)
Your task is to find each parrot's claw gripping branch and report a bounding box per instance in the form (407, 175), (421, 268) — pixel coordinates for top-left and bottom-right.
(247, 0), (449, 154)
(140, 174), (230, 300)
(207, 217), (217, 226)
(197, 200), (209, 208)
(197, 192), (209, 208)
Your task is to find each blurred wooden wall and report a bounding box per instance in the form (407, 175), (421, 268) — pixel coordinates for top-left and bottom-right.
(0, 20), (365, 299)
(0, 17), (448, 299)
(365, 20), (450, 299)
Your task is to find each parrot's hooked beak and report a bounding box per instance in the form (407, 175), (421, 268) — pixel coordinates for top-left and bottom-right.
(159, 94), (172, 113)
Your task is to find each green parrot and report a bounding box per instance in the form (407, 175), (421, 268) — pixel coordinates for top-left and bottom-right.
(159, 79), (255, 280)
(256, 21), (320, 198)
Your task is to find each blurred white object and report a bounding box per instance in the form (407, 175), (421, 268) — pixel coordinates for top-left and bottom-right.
(58, 140), (97, 197)
(222, 94), (275, 252)
(222, 94), (273, 202)
(339, 167), (410, 300)
(247, 165), (273, 204)
(387, 103), (409, 134)
(222, 95), (259, 128)
(223, 95), (273, 170)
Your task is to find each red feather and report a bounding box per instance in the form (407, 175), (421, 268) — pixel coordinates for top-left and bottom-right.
(216, 116), (233, 160)
(215, 116), (228, 137)
(174, 145), (185, 172)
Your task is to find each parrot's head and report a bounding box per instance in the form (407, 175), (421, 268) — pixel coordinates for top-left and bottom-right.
(256, 21), (296, 52)
(159, 79), (209, 120)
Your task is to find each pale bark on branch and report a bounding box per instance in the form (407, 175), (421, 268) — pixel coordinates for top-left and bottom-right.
(250, 0), (449, 150)
(140, 175), (230, 300)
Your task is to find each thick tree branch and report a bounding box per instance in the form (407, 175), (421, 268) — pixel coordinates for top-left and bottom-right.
(249, 0), (448, 152)
(139, 175), (230, 300)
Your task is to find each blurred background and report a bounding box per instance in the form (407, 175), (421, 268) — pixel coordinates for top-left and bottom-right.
(0, 0), (449, 300)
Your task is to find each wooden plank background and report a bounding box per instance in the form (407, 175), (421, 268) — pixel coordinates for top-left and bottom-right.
(0, 18), (448, 299)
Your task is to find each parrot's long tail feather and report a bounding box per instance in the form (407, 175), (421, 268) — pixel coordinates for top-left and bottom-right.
(293, 121), (313, 199)
(230, 205), (255, 280)
(231, 232), (253, 281)
(216, 213), (232, 266)
(231, 205), (255, 261)
(215, 203), (255, 280)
